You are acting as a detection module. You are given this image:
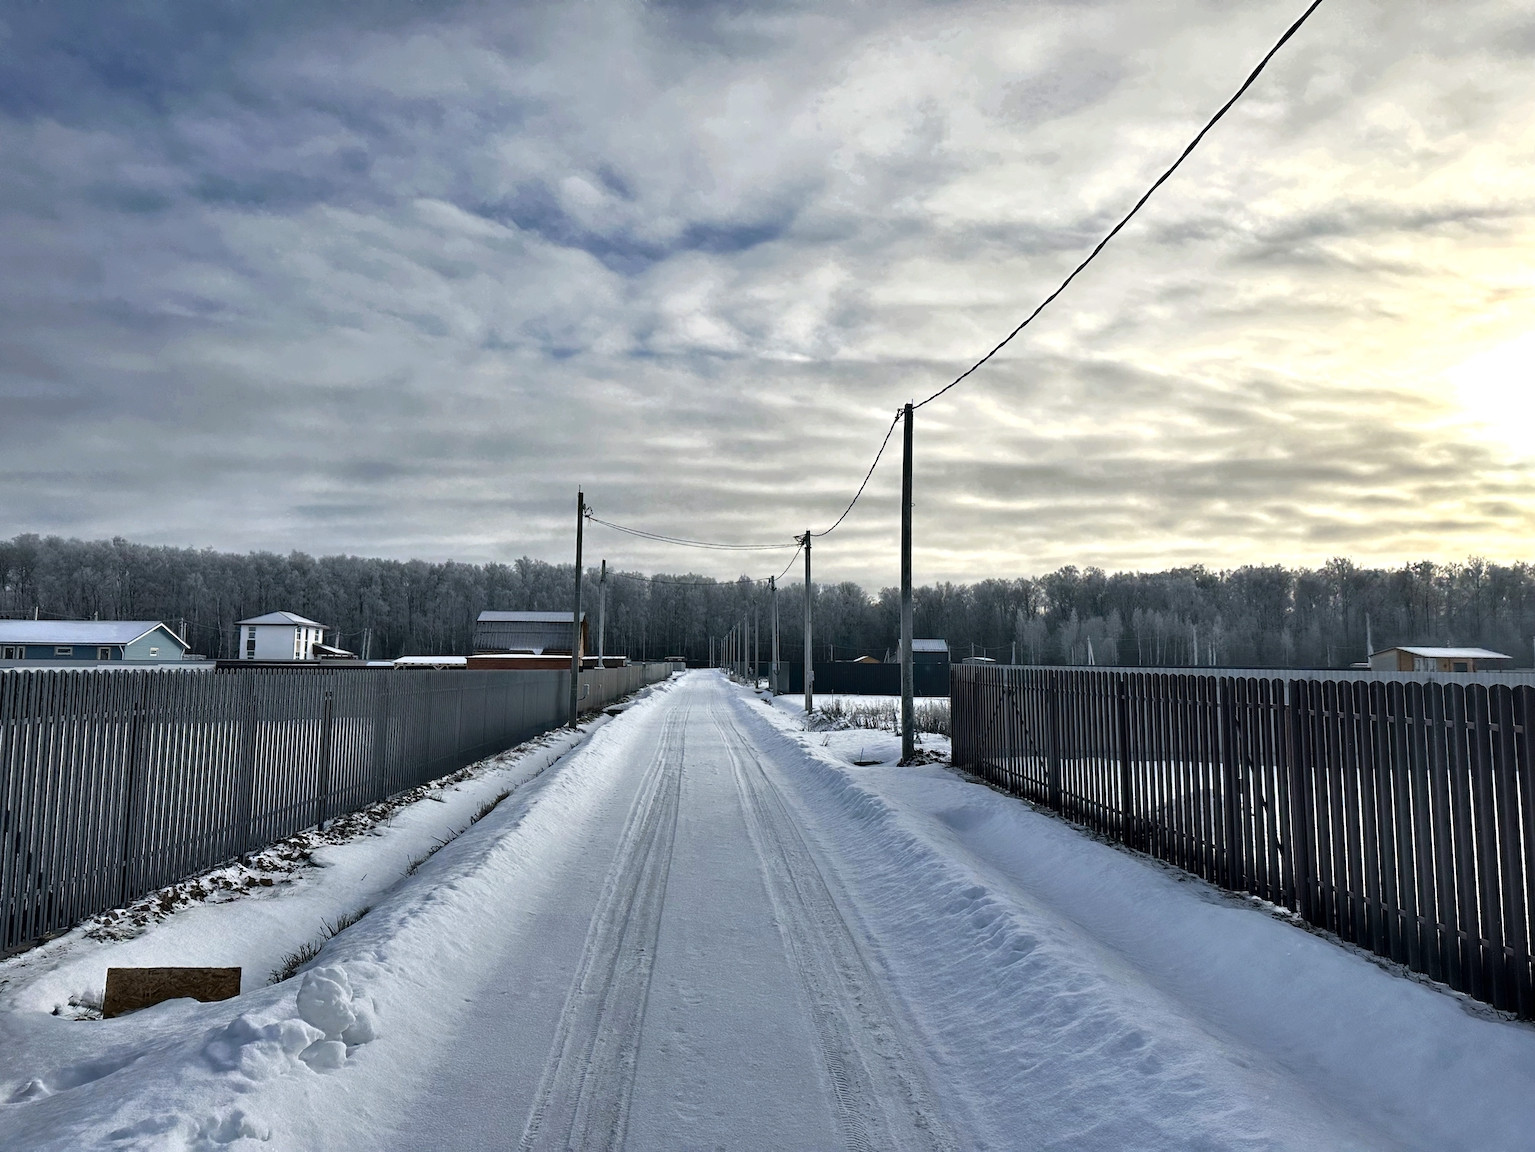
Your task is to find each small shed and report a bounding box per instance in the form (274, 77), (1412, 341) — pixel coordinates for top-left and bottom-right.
(474, 611), (587, 658)
(1369, 646), (1513, 673)
(0, 620), (189, 662)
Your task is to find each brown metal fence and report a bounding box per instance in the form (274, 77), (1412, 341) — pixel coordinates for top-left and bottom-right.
(951, 664), (1535, 1017)
(0, 663), (671, 955)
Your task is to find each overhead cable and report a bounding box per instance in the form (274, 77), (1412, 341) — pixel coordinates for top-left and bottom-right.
(584, 511), (797, 552)
(577, 1), (1326, 567)
(773, 538), (806, 582)
(810, 411), (902, 538)
(913, 0), (1327, 410)
(607, 571), (732, 588)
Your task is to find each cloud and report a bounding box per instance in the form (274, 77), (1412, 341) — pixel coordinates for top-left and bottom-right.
(1, 0), (1534, 589)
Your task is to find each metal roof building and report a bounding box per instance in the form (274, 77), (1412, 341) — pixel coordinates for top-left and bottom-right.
(1369, 645), (1513, 673)
(0, 620), (189, 663)
(900, 638), (950, 665)
(473, 611), (587, 657)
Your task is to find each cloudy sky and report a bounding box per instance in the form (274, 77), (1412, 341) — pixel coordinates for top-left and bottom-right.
(2, 0), (1533, 587)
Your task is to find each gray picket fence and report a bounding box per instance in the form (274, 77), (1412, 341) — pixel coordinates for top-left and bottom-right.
(0, 663), (671, 955)
(951, 664), (1535, 1018)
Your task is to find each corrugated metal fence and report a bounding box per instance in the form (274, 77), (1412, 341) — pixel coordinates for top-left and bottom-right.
(951, 664), (1535, 1017)
(0, 663), (671, 955)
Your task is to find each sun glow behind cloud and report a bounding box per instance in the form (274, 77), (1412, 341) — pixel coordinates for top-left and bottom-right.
(1449, 331), (1535, 458)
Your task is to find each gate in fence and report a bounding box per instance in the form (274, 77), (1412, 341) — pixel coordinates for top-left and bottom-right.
(951, 664), (1535, 1018)
(0, 663), (671, 955)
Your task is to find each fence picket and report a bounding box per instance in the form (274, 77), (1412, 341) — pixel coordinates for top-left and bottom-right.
(951, 664), (1535, 1020)
(0, 662), (668, 956)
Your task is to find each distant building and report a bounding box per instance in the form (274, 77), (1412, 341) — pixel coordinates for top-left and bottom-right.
(0, 620), (189, 663)
(903, 638), (950, 665)
(394, 655), (467, 670)
(1369, 646), (1513, 673)
(474, 611), (587, 658)
(236, 612), (328, 662)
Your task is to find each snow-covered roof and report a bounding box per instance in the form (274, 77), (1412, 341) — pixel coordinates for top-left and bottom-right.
(393, 655), (467, 667)
(1375, 646), (1511, 661)
(237, 611), (327, 628)
(476, 611), (585, 623)
(912, 638), (949, 653)
(0, 620), (186, 647)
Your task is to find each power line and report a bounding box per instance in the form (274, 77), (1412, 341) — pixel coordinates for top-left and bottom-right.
(600, 536), (805, 588)
(774, 538), (806, 583)
(580, 1), (1326, 566)
(810, 411), (901, 538)
(607, 570), (761, 588)
(584, 511), (797, 552)
(913, 0), (1326, 411)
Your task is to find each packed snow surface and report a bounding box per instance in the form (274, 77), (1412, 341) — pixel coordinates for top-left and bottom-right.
(2, 670), (1534, 1150)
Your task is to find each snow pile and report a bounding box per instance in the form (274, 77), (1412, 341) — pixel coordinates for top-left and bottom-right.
(204, 964), (380, 1083)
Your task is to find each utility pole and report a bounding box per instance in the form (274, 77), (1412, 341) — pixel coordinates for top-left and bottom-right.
(803, 532), (813, 716)
(569, 490), (585, 728)
(597, 559), (607, 664)
(899, 402), (915, 765)
(753, 609), (759, 687)
(770, 576), (780, 694)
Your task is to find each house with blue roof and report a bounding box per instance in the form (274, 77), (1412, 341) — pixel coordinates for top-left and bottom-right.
(0, 620), (190, 663)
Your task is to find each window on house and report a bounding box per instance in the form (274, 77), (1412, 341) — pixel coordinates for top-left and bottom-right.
(97, 647), (111, 660)
(1, 646), (17, 659)
(55, 646), (73, 656)
(149, 647), (159, 656)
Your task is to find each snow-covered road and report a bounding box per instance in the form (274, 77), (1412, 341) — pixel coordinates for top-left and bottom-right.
(377, 675), (960, 1151)
(4, 669), (1535, 1150)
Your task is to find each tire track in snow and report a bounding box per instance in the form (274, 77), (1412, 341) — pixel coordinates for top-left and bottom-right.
(710, 703), (962, 1152)
(518, 703), (688, 1152)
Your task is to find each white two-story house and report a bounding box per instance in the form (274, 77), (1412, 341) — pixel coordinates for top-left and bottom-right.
(236, 611), (329, 661)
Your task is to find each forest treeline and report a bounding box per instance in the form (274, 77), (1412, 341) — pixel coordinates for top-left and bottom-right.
(2, 534), (1533, 669)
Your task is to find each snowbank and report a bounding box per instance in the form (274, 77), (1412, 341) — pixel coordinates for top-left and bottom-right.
(747, 682), (1535, 1151)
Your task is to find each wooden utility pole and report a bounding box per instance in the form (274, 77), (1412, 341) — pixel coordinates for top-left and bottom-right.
(597, 559), (607, 664)
(752, 609), (759, 687)
(900, 403), (915, 764)
(770, 576), (780, 694)
(803, 532), (813, 715)
(569, 490), (585, 728)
